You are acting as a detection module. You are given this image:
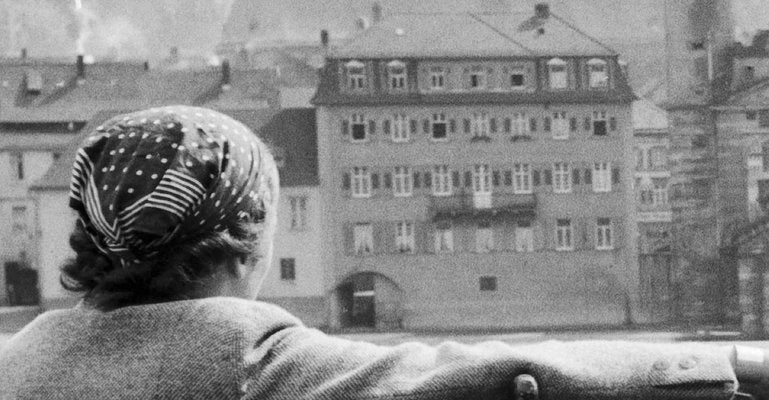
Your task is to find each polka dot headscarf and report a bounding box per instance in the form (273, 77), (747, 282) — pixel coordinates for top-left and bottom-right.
(69, 106), (278, 267)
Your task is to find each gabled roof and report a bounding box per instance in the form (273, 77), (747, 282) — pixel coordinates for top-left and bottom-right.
(203, 69), (280, 110)
(331, 12), (614, 59)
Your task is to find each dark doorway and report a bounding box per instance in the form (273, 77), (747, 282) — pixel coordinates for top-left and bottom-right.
(639, 253), (673, 323)
(338, 273), (376, 328)
(5, 262), (40, 306)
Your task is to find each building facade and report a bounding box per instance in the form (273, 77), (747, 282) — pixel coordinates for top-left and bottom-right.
(313, 6), (640, 330)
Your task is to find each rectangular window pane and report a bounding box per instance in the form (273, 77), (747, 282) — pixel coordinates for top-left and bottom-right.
(280, 258), (296, 280)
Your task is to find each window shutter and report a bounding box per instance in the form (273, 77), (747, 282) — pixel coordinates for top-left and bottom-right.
(544, 169), (552, 185)
(504, 170), (512, 186)
(449, 119), (457, 133)
(383, 119), (391, 135)
(490, 118), (497, 133)
(373, 222), (386, 254)
(492, 170), (500, 187)
(344, 223), (354, 255)
(584, 168), (592, 185)
(463, 119), (471, 134)
(609, 117), (617, 131)
(369, 120), (376, 135)
(572, 168), (581, 185)
(424, 172), (432, 187)
(544, 117), (551, 132)
(384, 172), (392, 189)
(342, 172), (351, 190)
(569, 117), (577, 132)
(529, 117), (537, 132)
(504, 118), (511, 133)
(613, 218), (624, 248)
(341, 119), (350, 137)
(410, 119), (418, 135)
(413, 171), (421, 188)
(584, 117), (591, 131)
(371, 173), (380, 189)
(464, 171), (472, 188)
(532, 170), (541, 186)
(422, 119), (430, 134)
(452, 171), (460, 187)
(612, 167), (620, 184)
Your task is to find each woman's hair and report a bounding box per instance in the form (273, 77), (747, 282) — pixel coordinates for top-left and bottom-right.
(60, 218), (260, 311)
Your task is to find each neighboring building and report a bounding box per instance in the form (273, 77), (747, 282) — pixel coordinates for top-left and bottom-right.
(632, 99), (674, 323)
(313, 5), (639, 329)
(661, 0), (738, 324)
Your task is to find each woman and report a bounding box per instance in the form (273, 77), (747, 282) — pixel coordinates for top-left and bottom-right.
(0, 106), (739, 399)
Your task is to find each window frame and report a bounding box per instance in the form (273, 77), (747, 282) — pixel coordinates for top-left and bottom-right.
(513, 163), (532, 194)
(555, 218), (574, 251)
(387, 60), (407, 91)
(547, 58), (568, 89)
(432, 165), (452, 196)
(509, 68), (526, 90)
(475, 221), (494, 253)
(395, 221), (415, 254)
(393, 166), (413, 197)
(431, 113), (448, 140)
(592, 162), (612, 193)
(587, 58), (609, 88)
(551, 111), (568, 139)
(593, 111), (608, 136)
(353, 223), (374, 255)
(288, 196), (308, 231)
(472, 112), (489, 138)
(429, 67), (446, 91)
(511, 112), (528, 138)
(435, 223), (454, 253)
(595, 218), (613, 250)
(351, 167), (372, 198)
(552, 162), (572, 193)
(469, 66), (487, 90)
(391, 113), (409, 142)
(515, 223), (534, 252)
(346, 60), (366, 91)
(349, 113), (368, 142)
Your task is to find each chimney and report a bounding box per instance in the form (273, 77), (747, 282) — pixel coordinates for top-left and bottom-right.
(535, 3), (550, 19)
(20, 48), (27, 61)
(143, 61), (150, 71)
(221, 59), (231, 85)
(170, 46), (179, 62)
(372, 2), (382, 23)
(76, 55), (85, 79)
(320, 30), (329, 47)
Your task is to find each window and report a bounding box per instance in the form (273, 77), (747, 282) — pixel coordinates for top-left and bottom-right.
(431, 113), (447, 140)
(639, 181), (654, 205)
(747, 111), (757, 120)
(596, 218), (613, 250)
(432, 165), (452, 196)
(350, 114), (367, 141)
(513, 163), (532, 194)
(552, 112), (568, 139)
(351, 167), (371, 198)
(593, 162), (611, 193)
(515, 222), (534, 252)
(387, 60), (406, 90)
(280, 258), (296, 280)
(391, 113), (409, 142)
(593, 111), (607, 136)
(511, 113), (528, 137)
(588, 58), (608, 88)
(11, 205), (27, 233)
(435, 222), (454, 253)
(470, 66), (486, 89)
(473, 164), (492, 195)
(555, 219), (573, 251)
(547, 58), (568, 89)
(509, 69), (525, 89)
(652, 178), (668, 205)
(475, 221), (494, 253)
(393, 166), (412, 197)
(479, 276), (497, 291)
(635, 148), (645, 170)
(395, 221), (415, 253)
(472, 112), (489, 138)
(288, 197), (307, 230)
(10, 152), (23, 180)
(553, 162), (571, 193)
(649, 147), (667, 169)
(346, 60), (366, 90)
(430, 67), (445, 90)
(353, 223), (373, 255)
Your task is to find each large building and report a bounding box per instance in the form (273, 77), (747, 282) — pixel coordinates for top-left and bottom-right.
(313, 5), (640, 329)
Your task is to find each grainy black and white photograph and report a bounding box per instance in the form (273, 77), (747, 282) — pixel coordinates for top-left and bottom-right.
(2, 0), (769, 398)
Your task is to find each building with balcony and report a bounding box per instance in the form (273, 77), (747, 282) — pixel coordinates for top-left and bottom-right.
(313, 4), (639, 329)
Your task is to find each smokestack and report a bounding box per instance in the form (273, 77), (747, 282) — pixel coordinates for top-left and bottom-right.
(320, 30), (329, 47)
(76, 55), (85, 79)
(372, 3), (382, 23)
(143, 61), (150, 71)
(535, 3), (550, 19)
(221, 59), (231, 85)
(20, 48), (27, 61)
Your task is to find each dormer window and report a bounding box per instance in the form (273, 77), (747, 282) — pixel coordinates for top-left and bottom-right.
(509, 69), (525, 89)
(346, 60), (366, 90)
(588, 58), (608, 88)
(430, 67), (445, 90)
(547, 58), (567, 89)
(388, 60), (406, 90)
(470, 66), (486, 90)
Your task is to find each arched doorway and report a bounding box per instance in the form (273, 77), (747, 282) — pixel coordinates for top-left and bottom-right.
(333, 272), (402, 330)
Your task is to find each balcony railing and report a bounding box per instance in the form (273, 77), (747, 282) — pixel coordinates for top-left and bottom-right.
(429, 193), (537, 221)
